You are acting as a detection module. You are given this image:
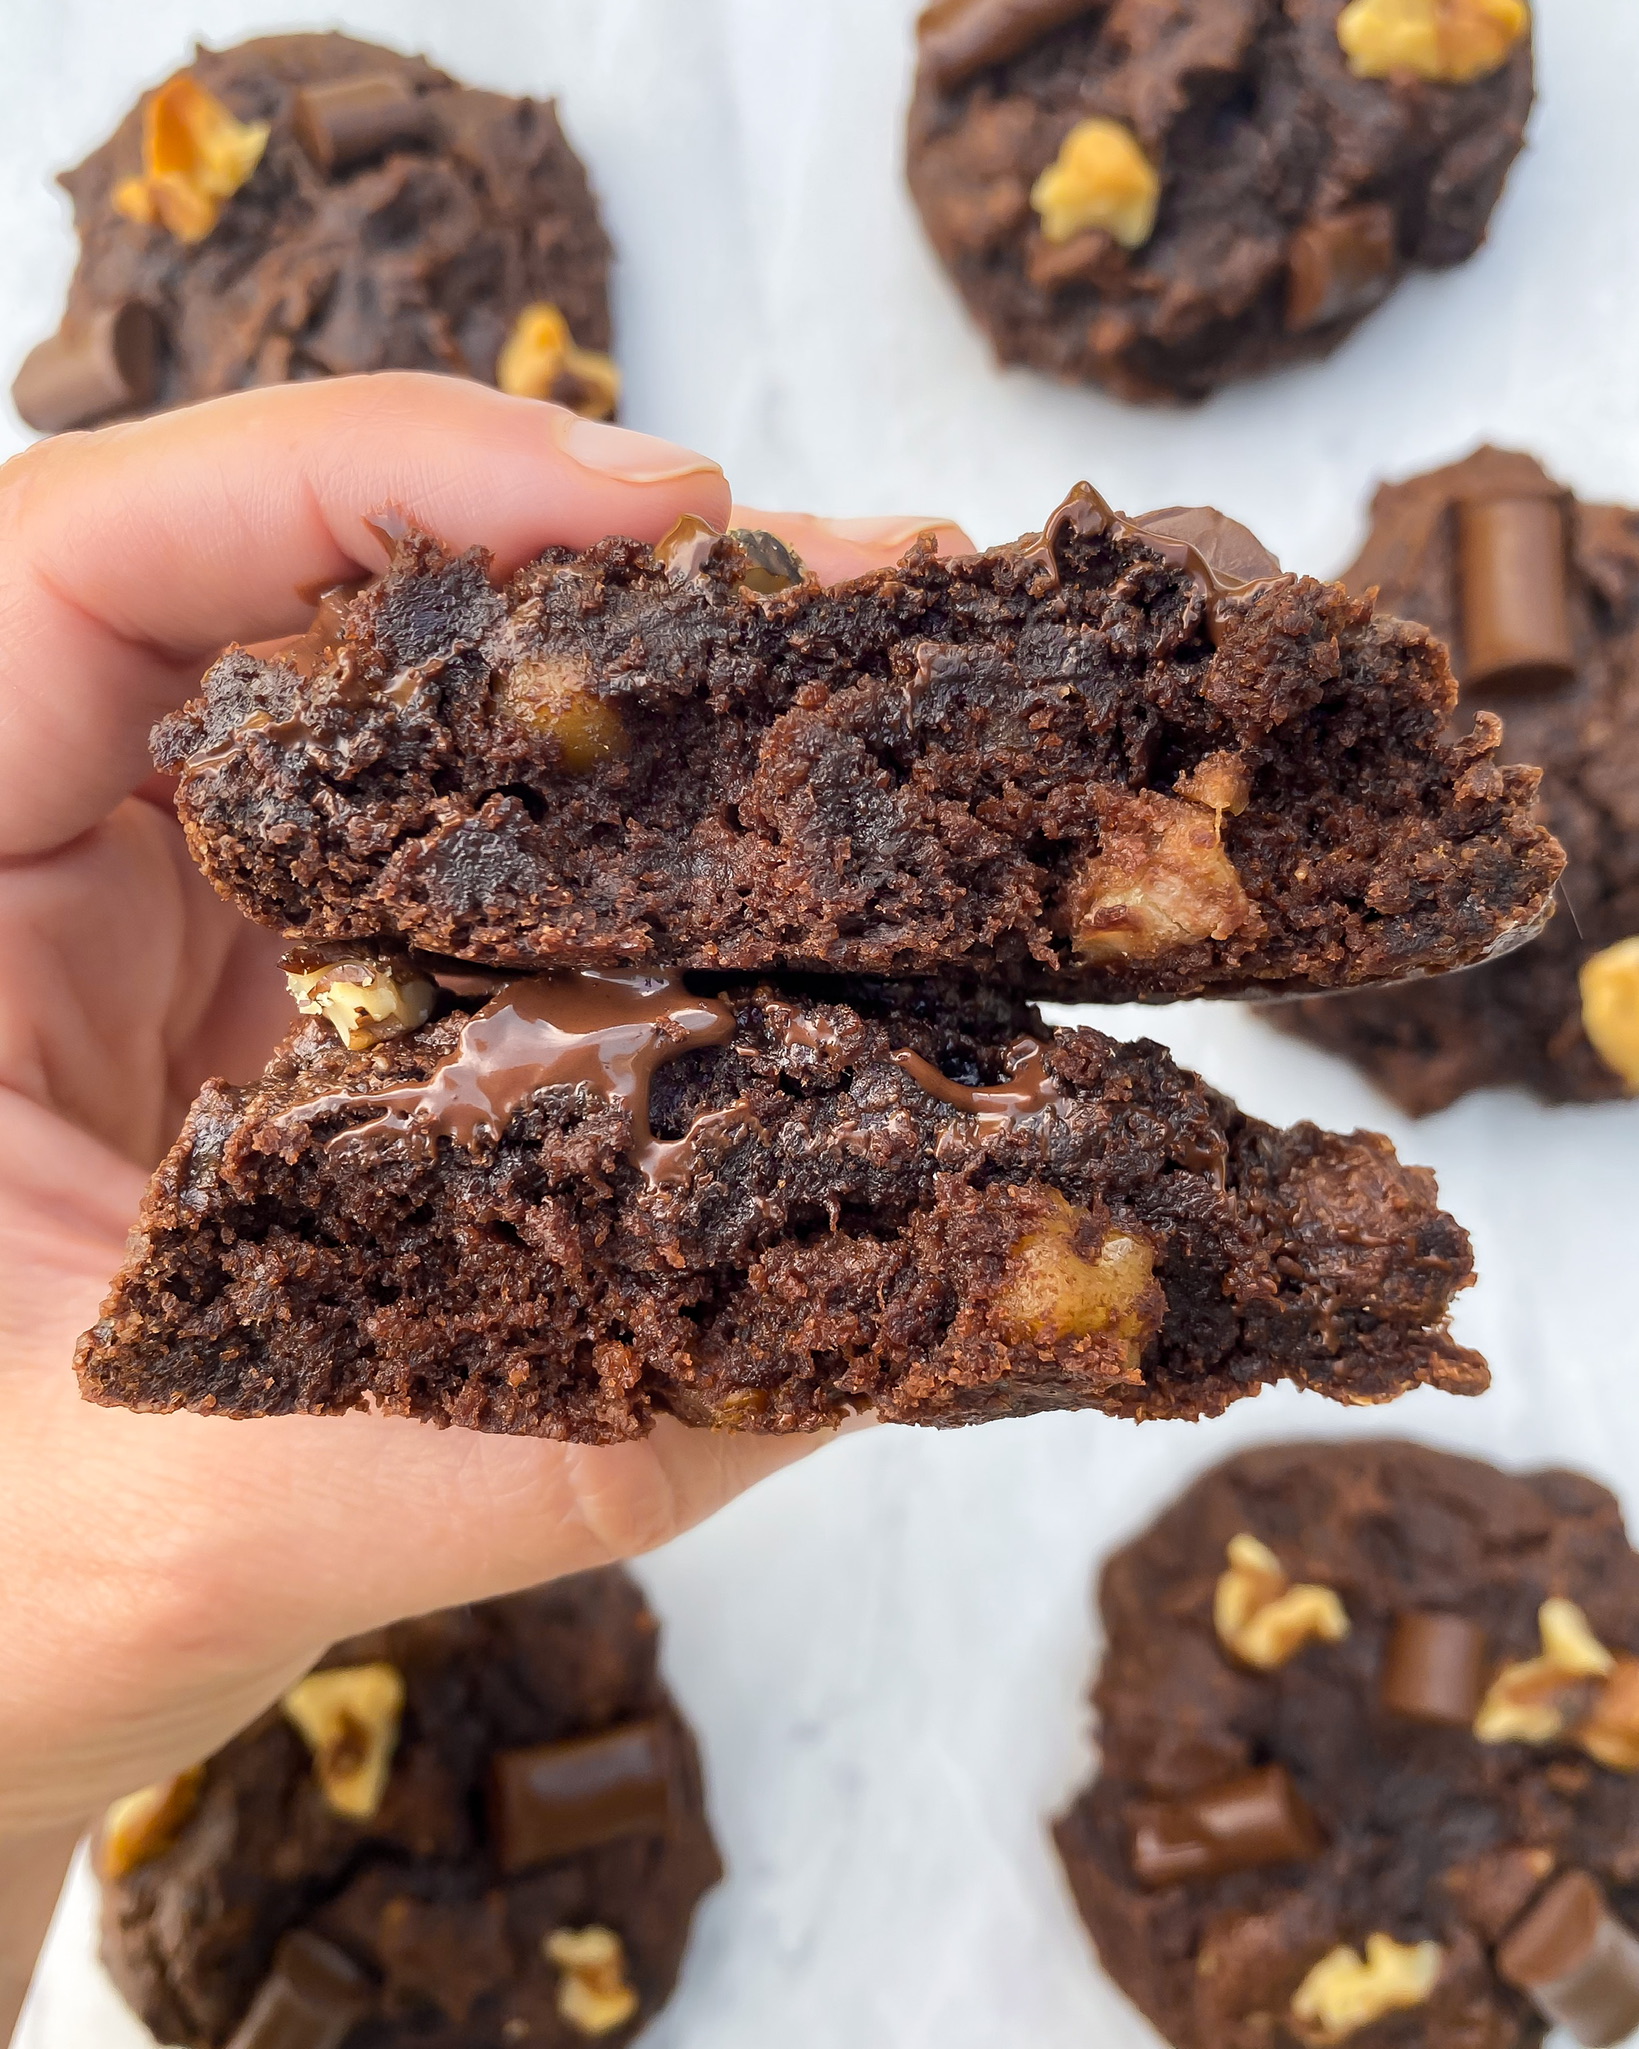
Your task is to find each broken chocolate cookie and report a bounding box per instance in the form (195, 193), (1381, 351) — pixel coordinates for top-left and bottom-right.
(75, 969), (1484, 1442)
(11, 33), (614, 433)
(154, 488), (1561, 1004)
(99, 1570), (720, 2049)
(906, 0), (1533, 404)
(1055, 1440), (1639, 2049)
(1274, 448), (1639, 1111)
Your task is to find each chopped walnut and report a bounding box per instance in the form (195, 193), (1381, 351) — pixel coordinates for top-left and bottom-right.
(1336, 0), (1529, 84)
(1214, 1534), (1350, 1671)
(496, 303), (621, 421)
(1579, 936), (1639, 1093)
(1474, 1598), (1614, 1746)
(286, 960), (437, 1051)
(1030, 117), (1160, 251)
(1069, 788), (1258, 964)
(1577, 1656), (1639, 1773)
(281, 1662), (405, 1821)
(112, 77), (270, 244)
(544, 1926), (640, 2037)
(499, 655), (628, 774)
(100, 1766), (204, 1878)
(1290, 1934), (1443, 2042)
(991, 1189), (1160, 1368)
(1174, 752), (1251, 824)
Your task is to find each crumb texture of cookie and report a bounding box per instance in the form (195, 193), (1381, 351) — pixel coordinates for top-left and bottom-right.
(1275, 446), (1639, 1111)
(99, 1571), (721, 2049)
(74, 972), (1485, 1442)
(906, 0), (1533, 403)
(1055, 1440), (1639, 2049)
(11, 33), (613, 432)
(154, 489), (1562, 1004)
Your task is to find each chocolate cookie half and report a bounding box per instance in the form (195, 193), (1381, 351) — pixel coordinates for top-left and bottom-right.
(907, 0), (1533, 403)
(154, 490), (1561, 1004)
(11, 34), (615, 434)
(1054, 1440), (1639, 2049)
(99, 1570), (720, 2049)
(75, 969), (1484, 1441)
(1273, 448), (1639, 1111)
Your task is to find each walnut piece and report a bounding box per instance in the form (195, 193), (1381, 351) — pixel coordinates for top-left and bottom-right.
(1336, 0), (1529, 84)
(1069, 788), (1258, 964)
(544, 1926), (640, 2037)
(499, 655), (629, 773)
(100, 1766), (204, 1878)
(1174, 752), (1251, 822)
(1578, 1656), (1639, 1773)
(1474, 1597), (1614, 1746)
(286, 961), (437, 1052)
(281, 1662), (405, 1821)
(1214, 1534), (1350, 1671)
(497, 303), (621, 421)
(113, 77), (270, 244)
(1290, 1934), (1443, 2042)
(991, 1189), (1160, 1367)
(1579, 936), (1639, 1093)
(1030, 118), (1159, 251)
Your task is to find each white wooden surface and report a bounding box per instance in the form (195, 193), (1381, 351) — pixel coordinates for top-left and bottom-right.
(6, 3), (1637, 2044)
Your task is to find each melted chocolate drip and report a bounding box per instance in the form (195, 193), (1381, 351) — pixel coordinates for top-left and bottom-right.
(1017, 483), (1283, 646)
(890, 1036), (1061, 1138)
(294, 970), (737, 1184)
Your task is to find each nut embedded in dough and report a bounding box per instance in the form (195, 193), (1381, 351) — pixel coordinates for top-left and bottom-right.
(1030, 118), (1160, 250)
(286, 961), (437, 1052)
(1474, 1597), (1615, 1745)
(1214, 1533), (1350, 1670)
(544, 1926), (640, 2036)
(99, 1766), (204, 1878)
(281, 1662), (406, 1821)
(497, 303), (621, 421)
(1579, 936), (1639, 1093)
(499, 654), (630, 773)
(112, 77), (270, 243)
(1068, 788), (1258, 963)
(1290, 1934), (1443, 2042)
(1336, 0), (1529, 85)
(991, 1188), (1160, 1366)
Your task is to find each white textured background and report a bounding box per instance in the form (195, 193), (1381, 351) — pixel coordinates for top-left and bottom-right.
(7, 2), (1639, 2045)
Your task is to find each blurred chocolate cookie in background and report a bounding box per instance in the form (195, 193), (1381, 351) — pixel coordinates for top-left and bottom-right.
(1272, 447), (1639, 1112)
(12, 33), (616, 435)
(906, 0), (1533, 404)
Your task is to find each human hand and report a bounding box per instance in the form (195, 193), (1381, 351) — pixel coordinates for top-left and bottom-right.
(0, 373), (970, 2028)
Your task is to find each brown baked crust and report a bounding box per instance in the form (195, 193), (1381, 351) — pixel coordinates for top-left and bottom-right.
(74, 977), (1485, 1441)
(1273, 448), (1639, 1111)
(153, 496), (1563, 1004)
(1055, 1440), (1639, 2049)
(906, 0), (1532, 404)
(26, 32), (610, 416)
(100, 1571), (720, 2048)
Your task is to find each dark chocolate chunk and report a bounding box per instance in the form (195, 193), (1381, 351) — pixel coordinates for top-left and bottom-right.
(1497, 1871), (1639, 2048)
(490, 1720), (672, 1875)
(223, 1933), (371, 2049)
(906, 0), (1532, 403)
(725, 526), (806, 594)
(1380, 1611), (1488, 1726)
(75, 977), (1487, 1441)
(11, 300), (161, 433)
(1054, 1440), (1639, 2049)
(1286, 205), (1397, 332)
(150, 496), (1561, 1004)
(291, 72), (431, 174)
(1459, 494), (1577, 694)
(100, 1573), (722, 2049)
(1270, 446), (1639, 1111)
(1129, 1765), (1320, 1887)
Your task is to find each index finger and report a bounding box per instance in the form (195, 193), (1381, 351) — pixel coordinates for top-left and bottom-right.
(0, 374), (729, 856)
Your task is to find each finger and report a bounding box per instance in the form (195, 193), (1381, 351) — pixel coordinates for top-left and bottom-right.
(730, 506), (975, 585)
(0, 374), (730, 857)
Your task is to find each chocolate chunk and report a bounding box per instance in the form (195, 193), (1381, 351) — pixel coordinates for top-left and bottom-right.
(1130, 505), (1282, 588)
(726, 527), (806, 595)
(917, 0), (1100, 90)
(291, 74), (433, 175)
(1129, 1764), (1321, 1888)
(11, 300), (161, 433)
(224, 1932), (372, 2049)
(1286, 206), (1397, 332)
(490, 1719), (672, 1875)
(1458, 494), (1576, 694)
(1380, 1611), (1488, 1726)
(1497, 1870), (1639, 2047)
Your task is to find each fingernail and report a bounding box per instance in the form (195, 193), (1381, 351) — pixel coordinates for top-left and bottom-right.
(556, 413), (723, 485)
